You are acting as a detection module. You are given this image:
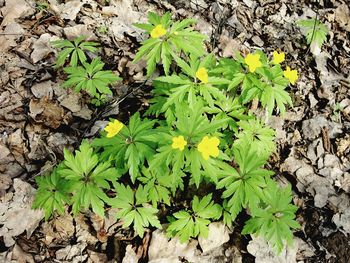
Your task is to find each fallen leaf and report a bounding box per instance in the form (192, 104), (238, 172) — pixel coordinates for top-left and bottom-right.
(11, 244), (35, 263)
(31, 80), (54, 99)
(0, 0), (34, 26)
(31, 33), (59, 63)
(87, 250), (108, 263)
(0, 23), (25, 51)
(108, 0), (146, 40)
(0, 179), (44, 247)
(335, 4), (350, 32)
(49, 0), (83, 21)
(29, 97), (66, 129)
(122, 245), (139, 263)
(64, 25), (95, 40)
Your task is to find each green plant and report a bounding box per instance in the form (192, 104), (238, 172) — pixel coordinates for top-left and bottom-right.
(92, 113), (157, 183)
(234, 118), (276, 156)
(331, 102), (344, 123)
(63, 58), (121, 99)
(59, 141), (120, 217)
(109, 183), (162, 237)
(150, 101), (231, 188)
(97, 26), (109, 34)
(138, 167), (172, 207)
(147, 54), (229, 123)
(167, 194), (222, 242)
(35, 1), (49, 11)
(297, 19), (328, 51)
(91, 93), (108, 106)
(213, 51), (293, 116)
(133, 12), (207, 76)
(52, 36), (99, 67)
(34, 12), (300, 255)
(32, 166), (70, 220)
(242, 179), (300, 253)
(217, 141), (274, 220)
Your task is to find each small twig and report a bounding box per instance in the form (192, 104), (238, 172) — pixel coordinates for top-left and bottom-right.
(0, 33), (33, 36)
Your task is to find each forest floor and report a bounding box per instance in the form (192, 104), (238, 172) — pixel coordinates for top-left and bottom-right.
(0, 0), (350, 262)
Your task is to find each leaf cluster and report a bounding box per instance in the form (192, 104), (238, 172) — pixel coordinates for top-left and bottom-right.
(52, 36), (121, 104)
(92, 113), (157, 183)
(51, 36), (99, 68)
(33, 141), (120, 218)
(109, 183), (162, 237)
(242, 180), (300, 253)
(63, 58), (121, 99)
(167, 194), (222, 243)
(134, 12), (207, 76)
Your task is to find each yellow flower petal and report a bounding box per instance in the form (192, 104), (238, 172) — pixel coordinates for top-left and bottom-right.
(104, 120), (124, 138)
(197, 136), (220, 160)
(172, 136), (187, 151)
(150, 24), (166, 38)
(244, 53), (262, 73)
(272, 51), (285, 64)
(283, 66), (298, 85)
(195, 67), (208, 84)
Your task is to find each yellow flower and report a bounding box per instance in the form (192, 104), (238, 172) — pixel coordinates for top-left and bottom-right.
(150, 24), (166, 38)
(104, 120), (124, 138)
(195, 67), (208, 84)
(244, 53), (262, 73)
(172, 136), (187, 151)
(272, 51), (285, 64)
(197, 136), (220, 160)
(283, 66), (298, 85)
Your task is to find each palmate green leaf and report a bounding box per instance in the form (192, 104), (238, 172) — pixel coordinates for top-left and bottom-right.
(138, 168), (172, 207)
(167, 211), (193, 243)
(192, 194), (222, 220)
(217, 141), (274, 218)
(242, 179), (300, 253)
(154, 60), (229, 123)
(149, 143), (186, 193)
(211, 57), (242, 76)
(52, 36), (99, 67)
(297, 19), (328, 48)
(92, 113), (158, 182)
(63, 58), (120, 99)
(234, 118), (276, 156)
(110, 183), (161, 237)
(167, 195), (222, 243)
(203, 96), (247, 132)
(58, 141), (120, 217)
(133, 12), (207, 76)
(222, 200), (235, 228)
(260, 84), (293, 116)
(32, 167), (71, 220)
(252, 64), (293, 116)
(187, 150), (230, 187)
(239, 75), (262, 104)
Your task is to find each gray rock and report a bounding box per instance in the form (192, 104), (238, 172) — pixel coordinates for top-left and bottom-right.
(198, 222), (230, 253)
(247, 236), (298, 263)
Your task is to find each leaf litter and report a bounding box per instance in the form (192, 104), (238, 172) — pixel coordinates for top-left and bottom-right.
(0, 0), (350, 262)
